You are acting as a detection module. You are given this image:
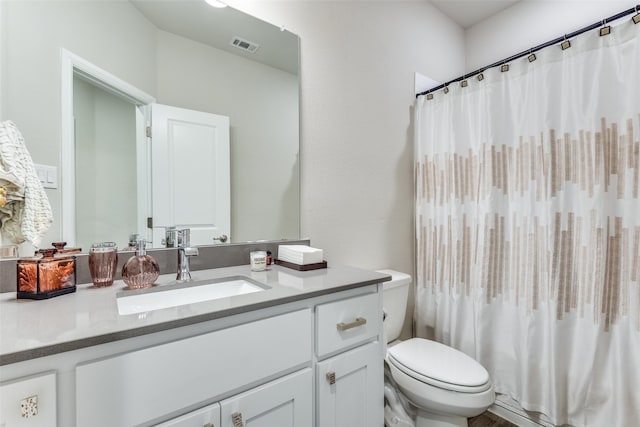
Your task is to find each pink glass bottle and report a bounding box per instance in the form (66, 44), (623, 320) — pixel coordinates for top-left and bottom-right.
(88, 242), (118, 288)
(121, 239), (159, 289)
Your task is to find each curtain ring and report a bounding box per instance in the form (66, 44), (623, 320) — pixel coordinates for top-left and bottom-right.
(527, 49), (537, 63)
(600, 18), (611, 36)
(561, 34), (571, 50)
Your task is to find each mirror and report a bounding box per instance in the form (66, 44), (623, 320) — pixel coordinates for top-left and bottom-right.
(0, 0), (300, 251)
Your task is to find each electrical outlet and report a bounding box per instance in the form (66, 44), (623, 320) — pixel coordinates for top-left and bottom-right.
(20, 395), (38, 418)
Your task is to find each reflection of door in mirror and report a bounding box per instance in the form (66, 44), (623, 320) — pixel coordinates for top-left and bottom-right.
(151, 104), (230, 247)
(73, 77), (145, 252)
(69, 58), (230, 250)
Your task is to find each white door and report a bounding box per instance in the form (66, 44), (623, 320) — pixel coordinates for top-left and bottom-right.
(151, 103), (230, 247)
(316, 342), (384, 427)
(154, 403), (220, 427)
(220, 369), (312, 427)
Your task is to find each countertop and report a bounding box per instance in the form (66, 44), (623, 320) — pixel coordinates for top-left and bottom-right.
(0, 264), (390, 366)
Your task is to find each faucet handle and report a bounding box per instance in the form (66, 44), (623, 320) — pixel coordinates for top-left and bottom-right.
(162, 226), (177, 247)
(175, 228), (191, 248)
(184, 247), (199, 257)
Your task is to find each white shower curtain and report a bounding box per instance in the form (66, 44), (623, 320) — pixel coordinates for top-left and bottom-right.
(414, 18), (639, 427)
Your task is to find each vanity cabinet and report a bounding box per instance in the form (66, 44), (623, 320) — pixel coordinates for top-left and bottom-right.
(315, 293), (384, 427)
(76, 309), (312, 427)
(0, 272), (386, 427)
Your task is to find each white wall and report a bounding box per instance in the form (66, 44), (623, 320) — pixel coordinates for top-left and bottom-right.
(1, 1), (301, 249)
(2, 1), (466, 337)
(465, 0), (638, 72)
(225, 1), (465, 280)
(73, 78), (138, 251)
(155, 30), (299, 243)
(1, 0), (157, 250)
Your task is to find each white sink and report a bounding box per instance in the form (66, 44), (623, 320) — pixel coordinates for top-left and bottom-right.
(117, 276), (269, 315)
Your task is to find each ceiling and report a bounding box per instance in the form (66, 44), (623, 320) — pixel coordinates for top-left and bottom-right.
(429, 0), (522, 28)
(130, 0), (299, 74)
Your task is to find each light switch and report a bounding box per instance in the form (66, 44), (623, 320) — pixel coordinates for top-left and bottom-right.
(33, 164), (58, 189)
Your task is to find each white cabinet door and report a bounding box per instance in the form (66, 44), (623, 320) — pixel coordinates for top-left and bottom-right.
(154, 403), (220, 427)
(316, 341), (383, 427)
(220, 369), (312, 427)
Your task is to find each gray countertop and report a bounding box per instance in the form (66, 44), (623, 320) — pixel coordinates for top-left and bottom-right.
(0, 264), (390, 366)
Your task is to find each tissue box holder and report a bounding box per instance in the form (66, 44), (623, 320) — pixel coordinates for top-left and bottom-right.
(275, 259), (328, 271)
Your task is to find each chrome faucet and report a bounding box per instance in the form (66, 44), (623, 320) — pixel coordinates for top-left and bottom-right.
(172, 228), (199, 281)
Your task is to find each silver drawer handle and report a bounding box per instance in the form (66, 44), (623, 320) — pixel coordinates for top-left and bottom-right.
(326, 371), (336, 385)
(336, 317), (367, 331)
(232, 412), (243, 427)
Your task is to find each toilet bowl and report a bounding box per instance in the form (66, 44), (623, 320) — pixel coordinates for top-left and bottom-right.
(378, 270), (495, 427)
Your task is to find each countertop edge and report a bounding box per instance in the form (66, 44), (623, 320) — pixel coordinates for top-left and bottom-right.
(1, 274), (388, 366)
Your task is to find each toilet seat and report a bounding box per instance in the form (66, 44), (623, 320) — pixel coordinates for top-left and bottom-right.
(387, 338), (491, 394)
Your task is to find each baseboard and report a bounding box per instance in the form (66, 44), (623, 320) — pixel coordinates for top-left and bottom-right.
(489, 400), (553, 427)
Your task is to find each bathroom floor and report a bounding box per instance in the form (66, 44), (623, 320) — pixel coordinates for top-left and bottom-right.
(469, 411), (518, 427)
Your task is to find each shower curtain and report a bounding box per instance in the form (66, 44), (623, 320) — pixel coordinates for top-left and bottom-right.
(414, 18), (639, 427)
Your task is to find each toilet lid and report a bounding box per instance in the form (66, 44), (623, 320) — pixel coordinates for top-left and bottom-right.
(387, 338), (489, 388)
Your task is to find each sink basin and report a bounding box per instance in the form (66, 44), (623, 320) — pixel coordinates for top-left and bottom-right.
(116, 276), (269, 315)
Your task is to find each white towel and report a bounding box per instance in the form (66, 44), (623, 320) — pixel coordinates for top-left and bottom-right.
(278, 244), (324, 265)
(0, 120), (53, 248)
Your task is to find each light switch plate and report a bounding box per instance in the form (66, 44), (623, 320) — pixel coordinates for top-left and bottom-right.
(33, 164), (58, 189)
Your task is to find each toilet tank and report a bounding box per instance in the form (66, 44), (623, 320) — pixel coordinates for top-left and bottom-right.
(376, 269), (412, 343)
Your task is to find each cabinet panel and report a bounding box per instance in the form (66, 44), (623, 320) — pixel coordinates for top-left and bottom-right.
(316, 342), (383, 427)
(154, 403), (220, 427)
(316, 292), (380, 358)
(220, 369), (312, 427)
(0, 371), (56, 427)
(76, 309), (311, 427)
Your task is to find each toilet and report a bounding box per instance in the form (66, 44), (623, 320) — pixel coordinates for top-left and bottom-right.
(378, 269), (495, 427)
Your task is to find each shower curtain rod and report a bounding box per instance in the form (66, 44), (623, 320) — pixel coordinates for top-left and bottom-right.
(416, 5), (640, 98)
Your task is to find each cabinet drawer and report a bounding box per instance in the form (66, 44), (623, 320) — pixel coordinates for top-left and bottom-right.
(0, 371), (56, 427)
(76, 309), (312, 427)
(316, 292), (380, 357)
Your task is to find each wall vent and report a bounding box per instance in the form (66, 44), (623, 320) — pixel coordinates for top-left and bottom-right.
(230, 36), (259, 53)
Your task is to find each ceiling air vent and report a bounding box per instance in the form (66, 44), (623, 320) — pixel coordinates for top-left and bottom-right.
(230, 36), (259, 53)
